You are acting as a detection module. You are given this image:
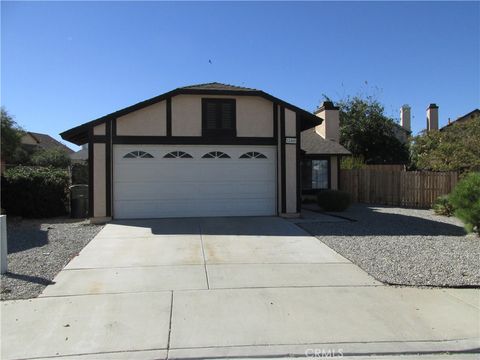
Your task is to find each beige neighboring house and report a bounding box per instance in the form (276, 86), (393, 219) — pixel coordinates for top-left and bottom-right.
(440, 108), (480, 131)
(21, 132), (74, 154)
(60, 82), (349, 222)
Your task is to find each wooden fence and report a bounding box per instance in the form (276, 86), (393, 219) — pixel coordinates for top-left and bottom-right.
(340, 169), (459, 208)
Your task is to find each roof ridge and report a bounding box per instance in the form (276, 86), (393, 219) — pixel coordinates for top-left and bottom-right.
(179, 82), (259, 91)
(179, 81), (220, 89)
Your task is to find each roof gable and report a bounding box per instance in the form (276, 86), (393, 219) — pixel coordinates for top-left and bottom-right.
(60, 82), (321, 145)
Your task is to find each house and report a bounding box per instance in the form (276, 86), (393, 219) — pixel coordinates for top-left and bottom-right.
(60, 82), (349, 221)
(440, 108), (480, 131)
(70, 144), (89, 163)
(21, 132), (74, 154)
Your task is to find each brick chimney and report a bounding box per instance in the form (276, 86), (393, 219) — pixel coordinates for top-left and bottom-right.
(426, 104), (439, 131)
(314, 101), (340, 142)
(400, 104), (411, 132)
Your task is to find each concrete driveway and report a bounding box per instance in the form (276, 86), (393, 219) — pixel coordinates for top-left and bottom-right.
(2, 217), (479, 359)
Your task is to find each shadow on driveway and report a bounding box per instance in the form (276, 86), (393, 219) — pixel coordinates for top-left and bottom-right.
(110, 216), (310, 237)
(110, 206), (465, 237)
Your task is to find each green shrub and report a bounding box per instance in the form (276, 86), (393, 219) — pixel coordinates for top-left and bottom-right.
(317, 190), (351, 212)
(341, 155), (365, 170)
(1, 166), (70, 217)
(31, 147), (71, 168)
(433, 195), (455, 217)
(449, 172), (480, 233)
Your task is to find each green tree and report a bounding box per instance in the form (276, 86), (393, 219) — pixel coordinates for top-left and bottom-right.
(410, 116), (480, 172)
(334, 96), (409, 164)
(1, 108), (24, 163)
(30, 147), (71, 168)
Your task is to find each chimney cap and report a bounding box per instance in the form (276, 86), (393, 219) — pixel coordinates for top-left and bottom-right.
(401, 104), (411, 109)
(314, 101), (339, 113)
(427, 103), (439, 109)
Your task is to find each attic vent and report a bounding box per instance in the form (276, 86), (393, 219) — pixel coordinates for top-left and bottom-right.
(123, 151), (154, 159)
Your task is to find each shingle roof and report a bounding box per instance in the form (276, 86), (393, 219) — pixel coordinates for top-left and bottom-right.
(301, 128), (350, 155)
(180, 82), (259, 92)
(26, 132), (74, 154)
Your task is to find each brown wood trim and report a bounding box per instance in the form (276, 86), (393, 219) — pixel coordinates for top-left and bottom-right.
(280, 106), (286, 213)
(88, 128), (94, 218)
(166, 97), (172, 137)
(105, 120), (112, 217)
(112, 136), (275, 145)
(296, 112), (301, 213)
(92, 135), (107, 143)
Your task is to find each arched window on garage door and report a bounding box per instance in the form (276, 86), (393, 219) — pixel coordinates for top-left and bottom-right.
(239, 151), (267, 159)
(123, 151), (154, 159)
(201, 151), (231, 159)
(163, 151), (193, 159)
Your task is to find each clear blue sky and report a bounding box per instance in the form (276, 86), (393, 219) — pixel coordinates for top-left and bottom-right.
(2, 1), (479, 150)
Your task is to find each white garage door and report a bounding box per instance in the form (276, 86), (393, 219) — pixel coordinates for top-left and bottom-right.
(113, 145), (277, 219)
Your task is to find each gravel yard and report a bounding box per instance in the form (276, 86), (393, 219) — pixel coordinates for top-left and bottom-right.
(299, 204), (480, 287)
(1, 218), (103, 300)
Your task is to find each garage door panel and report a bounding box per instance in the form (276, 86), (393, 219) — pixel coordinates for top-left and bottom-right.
(114, 181), (275, 201)
(113, 145), (277, 219)
(114, 199), (275, 219)
(114, 163), (274, 183)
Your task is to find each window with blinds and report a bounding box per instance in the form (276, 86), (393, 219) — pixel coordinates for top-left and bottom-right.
(202, 98), (236, 137)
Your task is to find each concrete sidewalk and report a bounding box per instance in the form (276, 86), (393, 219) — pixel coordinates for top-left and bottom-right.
(2, 217), (479, 359)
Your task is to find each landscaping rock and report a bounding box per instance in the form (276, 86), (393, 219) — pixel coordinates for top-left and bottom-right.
(1, 218), (103, 300)
(300, 204), (480, 287)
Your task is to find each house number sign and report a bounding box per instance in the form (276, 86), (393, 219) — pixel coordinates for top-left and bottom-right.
(285, 137), (297, 144)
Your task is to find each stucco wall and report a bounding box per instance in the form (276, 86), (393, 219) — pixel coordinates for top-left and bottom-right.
(93, 143), (106, 217)
(236, 96), (273, 137)
(93, 123), (106, 135)
(116, 101), (167, 136)
(171, 95), (273, 137)
(171, 95), (202, 136)
(285, 144), (297, 213)
(315, 109), (339, 142)
(285, 108), (296, 137)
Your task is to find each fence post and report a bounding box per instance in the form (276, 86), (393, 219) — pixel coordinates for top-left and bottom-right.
(0, 215), (7, 274)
